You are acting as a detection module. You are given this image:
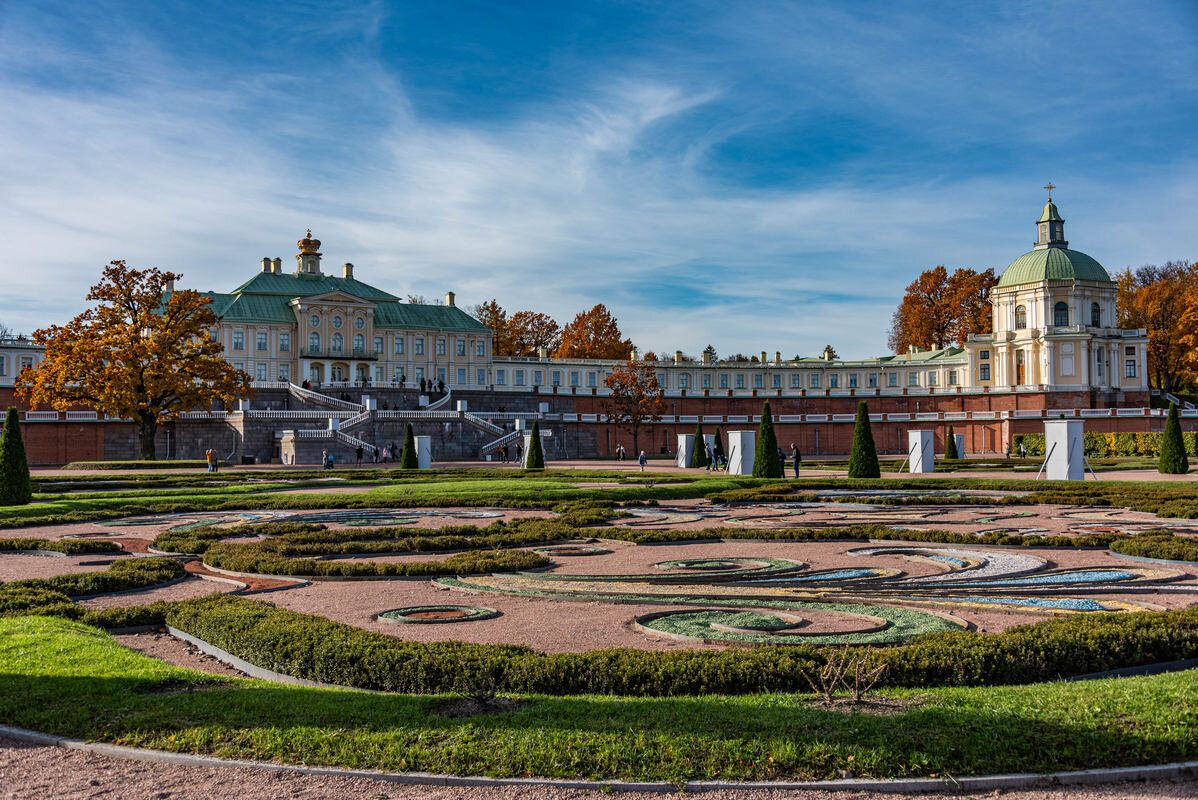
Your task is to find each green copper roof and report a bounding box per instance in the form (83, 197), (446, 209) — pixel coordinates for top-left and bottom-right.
(231, 271), (400, 300)
(1037, 200), (1063, 223)
(373, 301), (490, 332)
(998, 247), (1112, 287)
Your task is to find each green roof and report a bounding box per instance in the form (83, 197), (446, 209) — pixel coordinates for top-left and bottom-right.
(203, 271), (490, 332)
(1037, 200), (1063, 223)
(231, 272), (399, 300)
(997, 247), (1112, 287)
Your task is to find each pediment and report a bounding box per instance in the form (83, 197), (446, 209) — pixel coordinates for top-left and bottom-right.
(289, 291), (377, 308)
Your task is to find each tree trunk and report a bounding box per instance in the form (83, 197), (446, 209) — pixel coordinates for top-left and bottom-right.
(138, 416), (158, 460)
(631, 423), (639, 455)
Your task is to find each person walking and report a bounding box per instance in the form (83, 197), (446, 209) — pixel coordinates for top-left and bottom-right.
(704, 441), (714, 471)
(638, 450), (647, 472)
(355, 445), (364, 465)
(205, 448), (217, 473)
(516, 439), (524, 464)
(1019, 441), (1026, 459)
(382, 445), (390, 463)
(790, 442), (801, 478)
(321, 449), (330, 470)
(777, 447), (786, 476)
(372, 446), (379, 463)
(500, 443), (508, 463)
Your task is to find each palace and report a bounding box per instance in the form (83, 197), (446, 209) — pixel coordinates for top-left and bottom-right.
(6, 196), (1183, 465)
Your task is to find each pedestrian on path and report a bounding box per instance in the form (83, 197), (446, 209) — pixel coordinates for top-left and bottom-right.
(638, 450), (647, 472)
(205, 448), (217, 473)
(355, 445), (364, 465)
(704, 442), (714, 471)
(790, 443), (801, 478)
(516, 440), (524, 464)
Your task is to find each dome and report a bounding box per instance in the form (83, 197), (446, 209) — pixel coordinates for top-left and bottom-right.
(997, 247), (1112, 288)
(297, 228), (321, 254)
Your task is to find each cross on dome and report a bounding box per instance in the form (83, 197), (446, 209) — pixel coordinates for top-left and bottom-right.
(1043, 181), (1056, 200)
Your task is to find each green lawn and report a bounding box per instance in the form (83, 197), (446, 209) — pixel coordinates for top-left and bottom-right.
(1, 616), (1195, 782)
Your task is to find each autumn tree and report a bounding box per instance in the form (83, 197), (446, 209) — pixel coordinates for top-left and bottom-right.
(887, 266), (998, 353)
(1115, 261), (1198, 392)
(555, 304), (633, 359)
(17, 262), (251, 460)
(602, 359), (665, 454)
(821, 344), (839, 360)
(470, 299), (511, 357)
(702, 344), (717, 361)
(507, 311), (561, 356)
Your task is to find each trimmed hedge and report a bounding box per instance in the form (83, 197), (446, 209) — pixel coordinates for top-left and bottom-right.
(202, 546), (550, 577)
(847, 400), (880, 478)
(1111, 531), (1198, 563)
(5, 557), (185, 598)
(61, 460), (222, 470)
(1160, 403), (1191, 474)
(1014, 430), (1198, 459)
(155, 595), (1198, 695)
(0, 538), (122, 555)
(752, 401), (782, 478)
(0, 407), (31, 506)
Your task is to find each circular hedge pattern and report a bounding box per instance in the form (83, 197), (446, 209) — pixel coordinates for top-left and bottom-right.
(634, 605), (931, 645)
(378, 605), (500, 624)
(534, 545), (611, 556)
(654, 557), (775, 572)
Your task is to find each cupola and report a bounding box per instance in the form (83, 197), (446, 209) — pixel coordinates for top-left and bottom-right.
(295, 229), (323, 275)
(1034, 183), (1067, 250)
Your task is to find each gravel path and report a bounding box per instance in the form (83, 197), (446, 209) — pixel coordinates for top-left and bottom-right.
(1, 736), (1195, 800)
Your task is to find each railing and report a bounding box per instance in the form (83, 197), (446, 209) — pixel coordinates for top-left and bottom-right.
(22, 411), (60, 421)
(426, 389), (453, 410)
(64, 411), (98, 420)
(481, 428), (522, 455)
(461, 412), (504, 436)
(286, 382), (363, 411)
(241, 410), (355, 419)
(340, 410), (372, 430)
(335, 429), (374, 450)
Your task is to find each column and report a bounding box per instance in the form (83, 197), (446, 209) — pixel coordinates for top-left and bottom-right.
(1079, 340), (1089, 387)
(1043, 341), (1054, 387)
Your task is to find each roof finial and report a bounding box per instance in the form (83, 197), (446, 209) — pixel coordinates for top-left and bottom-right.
(1043, 181), (1055, 200)
(306, 228), (312, 238)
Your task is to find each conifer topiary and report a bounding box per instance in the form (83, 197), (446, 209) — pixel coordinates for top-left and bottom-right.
(945, 425), (959, 460)
(847, 400), (880, 478)
(752, 400), (783, 477)
(526, 421), (545, 469)
(1159, 403), (1190, 474)
(400, 423), (418, 469)
(689, 421), (708, 468)
(713, 426), (724, 468)
(0, 407), (32, 505)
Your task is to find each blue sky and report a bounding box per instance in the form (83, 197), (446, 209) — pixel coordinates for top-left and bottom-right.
(1, 0), (1195, 357)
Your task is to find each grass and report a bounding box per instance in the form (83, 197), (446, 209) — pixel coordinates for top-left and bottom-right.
(0, 615), (1195, 782)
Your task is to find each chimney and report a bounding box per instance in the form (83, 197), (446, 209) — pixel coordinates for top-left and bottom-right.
(444, 291), (455, 307)
(537, 346), (549, 359)
(632, 347), (640, 361)
(774, 351), (781, 364)
(760, 351), (767, 364)
(674, 350), (683, 364)
(166, 278), (175, 292)
(342, 263), (354, 279)
(272, 258), (282, 273)
(700, 350), (710, 364)
(261, 257), (271, 272)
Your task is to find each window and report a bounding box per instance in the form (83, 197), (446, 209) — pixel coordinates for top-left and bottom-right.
(371, 366), (382, 382)
(437, 367), (446, 383)
(848, 374), (858, 388)
(232, 331), (245, 351)
(352, 334), (365, 354)
(570, 371), (580, 387)
(720, 374), (729, 388)
(457, 368), (467, 385)
(331, 316), (342, 329)
(679, 374), (690, 389)
(476, 341), (486, 358)
(980, 349), (990, 360)
(1053, 302), (1068, 327)
(309, 315), (319, 327)
(496, 369), (506, 386)
(233, 362), (244, 371)
(794, 373), (805, 388)
(948, 370), (958, 386)
(354, 317), (365, 330)
(256, 364), (267, 381)
(868, 373), (878, 388)
(1125, 346), (1136, 356)
(279, 333), (290, 352)
(514, 370), (525, 386)
(1015, 305), (1027, 329)
(826, 374), (837, 388)
(552, 371), (562, 386)
(278, 364), (289, 381)
(533, 370), (543, 385)
(772, 374), (781, 388)
(887, 373), (898, 387)
(309, 332), (320, 351)
(927, 371), (938, 386)
(456, 339), (467, 357)
(587, 371), (597, 387)
(415, 367), (424, 383)
(475, 368), (484, 385)
(373, 337), (383, 354)
(256, 331), (268, 351)
(753, 374), (763, 389)
(394, 336), (405, 355)
(809, 373), (820, 388)
(1092, 303), (1102, 327)
(980, 363), (991, 381)
(0, 357), (6, 376)
(414, 338), (424, 355)
(908, 372), (919, 386)
(436, 338), (446, 356)
(702, 373), (711, 388)
(331, 332), (343, 353)
(735, 374), (745, 389)
(1125, 360), (1136, 378)
(19, 356), (34, 372)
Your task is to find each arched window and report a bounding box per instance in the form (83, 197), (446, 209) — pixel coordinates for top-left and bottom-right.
(331, 332), (343, 353)
(1014, 305), (1027, 329)
(352, 334), (365, 353)
(1053, 302), (1068, 327)
(1091, 302), (1101, 327)
(308, 332), (319, 352)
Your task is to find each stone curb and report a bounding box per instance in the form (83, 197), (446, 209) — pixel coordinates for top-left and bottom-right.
(165, 626), (351, 689)
(1, 723), (1195, 794)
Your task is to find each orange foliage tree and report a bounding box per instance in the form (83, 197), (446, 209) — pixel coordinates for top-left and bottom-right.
(17, 261), (251, 459)
(1115, 261), (1198, 392)
(602, 359), (664, 454)
(555, 304), (634, 359)
(469, 299), (511, 356)
(508, 311), (561, 357)
(887, 266), (997, 353)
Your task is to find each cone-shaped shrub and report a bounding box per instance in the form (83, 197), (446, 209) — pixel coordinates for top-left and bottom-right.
(752, 400), (783, 477)
(0, 407), (32, 506)
(689, 421), (708, 468)
(847, 400), (880, 478)
(400, 423), (418, 469)
(945, 425), (959, 460)
(525, 421), (545, 469)
(1159, 403), (1190, 474)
